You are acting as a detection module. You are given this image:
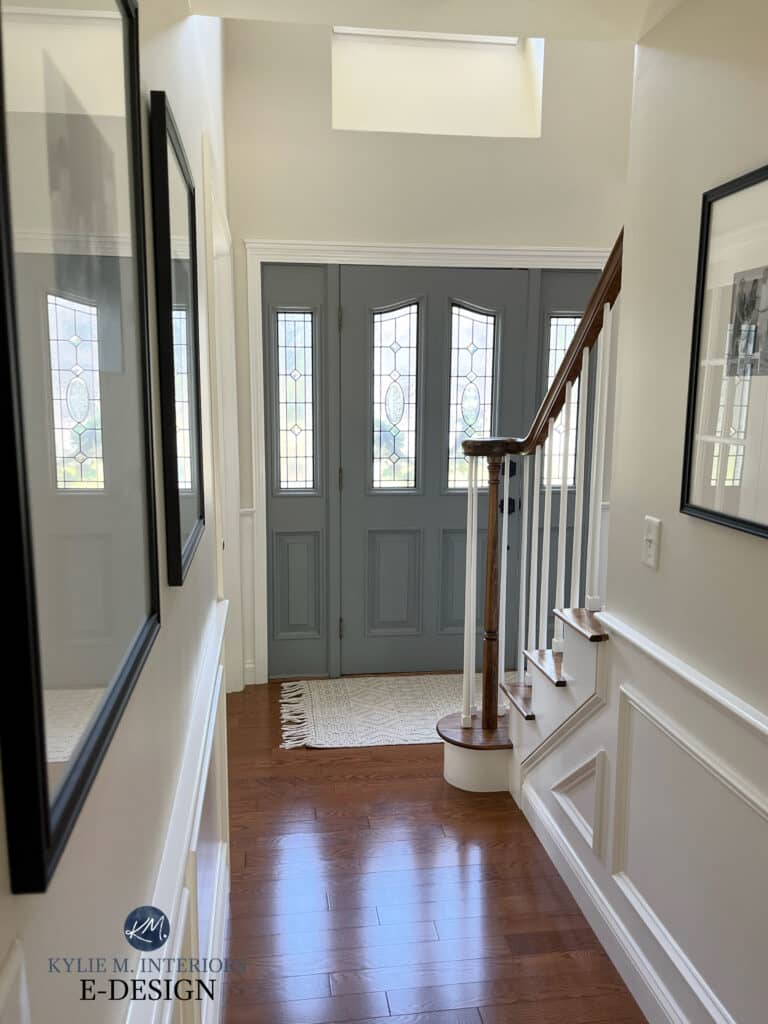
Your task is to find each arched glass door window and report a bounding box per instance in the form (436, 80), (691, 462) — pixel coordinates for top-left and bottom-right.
(447, 303), (496, 488)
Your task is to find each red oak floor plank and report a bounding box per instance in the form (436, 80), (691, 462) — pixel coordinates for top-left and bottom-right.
(223, 682), (645, 1024)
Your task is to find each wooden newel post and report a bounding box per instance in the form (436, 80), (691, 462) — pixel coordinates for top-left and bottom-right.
(481, 454), (502, 729)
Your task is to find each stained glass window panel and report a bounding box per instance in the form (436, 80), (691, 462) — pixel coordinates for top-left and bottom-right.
(447, 304), (496, 488)
(372, 303), (418, 488)
(48, 294), (104, 490)
(172, 308), (192, 490)
(548, 315), (581, 486)
(277, 311), (314, 489)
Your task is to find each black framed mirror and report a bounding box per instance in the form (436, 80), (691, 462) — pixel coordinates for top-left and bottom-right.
(0, 0), (159, 892)
(149, 91), (204, 585)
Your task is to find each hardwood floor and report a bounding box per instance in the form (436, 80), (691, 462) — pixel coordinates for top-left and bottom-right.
(224, 683), (645, 1024)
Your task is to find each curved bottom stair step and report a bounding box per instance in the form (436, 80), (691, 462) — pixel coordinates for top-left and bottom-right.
(500, 681), (536, 721)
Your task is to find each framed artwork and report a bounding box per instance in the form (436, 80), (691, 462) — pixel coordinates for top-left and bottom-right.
(681, 162), (768, 538)
(0, 0), (160, 891)
(149, 91), (205, 585)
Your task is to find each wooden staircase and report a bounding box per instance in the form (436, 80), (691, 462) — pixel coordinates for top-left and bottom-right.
(437, 232), (622, 789)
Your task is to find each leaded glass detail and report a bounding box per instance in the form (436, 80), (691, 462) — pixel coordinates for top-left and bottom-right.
(710, 374), (750, 488)
(447, 304), (496, 488)
(172, 308), (192, 490)
(47, 294), (104, 490)
(277, 311), (314, 489)
(373, 304), (418, 488)
(548, 315), (581, 486)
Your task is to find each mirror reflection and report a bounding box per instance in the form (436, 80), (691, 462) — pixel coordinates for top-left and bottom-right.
(167, 140), (200, 550)
(2, 0), (154, 797)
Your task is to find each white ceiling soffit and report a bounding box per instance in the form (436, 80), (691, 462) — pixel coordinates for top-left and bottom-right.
(187, 0), (684, 41)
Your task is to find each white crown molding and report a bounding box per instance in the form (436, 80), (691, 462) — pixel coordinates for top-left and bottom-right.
(3, 6), (120, 23)
(596, 611), (768, 743)
(15, 230), (131, 259)
(244, 238), (610, 271)
(551, 749), (607, 859)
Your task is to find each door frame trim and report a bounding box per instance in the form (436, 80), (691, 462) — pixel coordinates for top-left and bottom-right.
(243, 239), (610, 684)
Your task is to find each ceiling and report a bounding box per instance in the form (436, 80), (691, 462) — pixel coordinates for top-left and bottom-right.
(186, 0), (684, 41)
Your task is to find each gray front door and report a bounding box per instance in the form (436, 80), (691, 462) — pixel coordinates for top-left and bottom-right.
(262, 263), (598, 679)
(339, 267), (530, 674)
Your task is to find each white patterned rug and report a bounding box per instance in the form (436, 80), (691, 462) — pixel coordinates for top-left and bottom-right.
(280, 674), (465, 748)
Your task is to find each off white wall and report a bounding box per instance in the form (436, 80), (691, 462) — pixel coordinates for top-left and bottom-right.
(224, 19), (634, 504)
(606, 0), (768, 711)
(0, 10), (227, 1022)
(331, 33), (544, 138)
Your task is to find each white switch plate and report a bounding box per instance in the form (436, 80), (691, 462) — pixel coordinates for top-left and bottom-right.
(642, 515), (661, 570)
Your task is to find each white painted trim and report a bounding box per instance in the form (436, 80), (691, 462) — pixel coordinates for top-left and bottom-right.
(127, 600), (228, 1024)
(0, 942), (31, 1024)
(3, 6), (120, 23)
(200, 843), (230, 1024)
(610, 684), (760, 1024)
(333, 26), (520, 46)
(521, 685), (607, 773)
(158, 887), (190, 1024)
(244, 238), (609, 269)
(522, 785), (687, 1024)
(244, 239), (609, 683)
(15, 230), (131, 258)
(551, 749), (607, 858)
(597, 611), (768, 742)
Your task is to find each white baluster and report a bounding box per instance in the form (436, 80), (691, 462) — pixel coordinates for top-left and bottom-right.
(518, 455), (530, 683)
(461, 456), (478, 727)
(497, 454), (511, 712)
(570, 347), (590, 608)
(586, 304), (613, 611)
(538, 423), (554, 650)
(527, 445), (541, 654)
(553, 382), (572, 652)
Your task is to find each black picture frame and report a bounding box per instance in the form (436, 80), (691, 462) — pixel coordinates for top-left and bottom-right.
(681, 162), (768, 539)
(149, 91), (205, 585)
(0, 0), (160, 893)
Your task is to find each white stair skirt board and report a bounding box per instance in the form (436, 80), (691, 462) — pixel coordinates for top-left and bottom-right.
(280, 674), (469, 748)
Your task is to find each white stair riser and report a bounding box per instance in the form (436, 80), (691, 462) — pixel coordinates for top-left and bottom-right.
(512, 625), (601, 762)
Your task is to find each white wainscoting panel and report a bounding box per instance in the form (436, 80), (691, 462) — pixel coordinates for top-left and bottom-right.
(0, 943), (30, 1024)
(521, 613), (768, 1024)
(551, 749), (607, 858)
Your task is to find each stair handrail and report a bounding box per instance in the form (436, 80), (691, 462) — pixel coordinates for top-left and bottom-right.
(463, 230), (623, 459)
(457, 229), (623, 735)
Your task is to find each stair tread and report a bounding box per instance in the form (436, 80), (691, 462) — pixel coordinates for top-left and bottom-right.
(524, 648), (567, 686)
(553, 607), (609, 642)
(500, 682), (536, 721)
(436, 712), (514, 750)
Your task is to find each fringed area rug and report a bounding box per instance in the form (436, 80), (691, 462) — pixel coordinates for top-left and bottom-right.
(280, 674), (465, 749)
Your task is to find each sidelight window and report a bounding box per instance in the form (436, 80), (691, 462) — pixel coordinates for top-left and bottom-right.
(447, 304), (496, 488)
(48, 294), (104, 490)
(372, 303), (419, 488)
(277, 310), (315, 490)
(548, 315), (580, 486)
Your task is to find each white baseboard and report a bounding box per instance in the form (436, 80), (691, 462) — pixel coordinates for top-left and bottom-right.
(522, 785), (686, 1024)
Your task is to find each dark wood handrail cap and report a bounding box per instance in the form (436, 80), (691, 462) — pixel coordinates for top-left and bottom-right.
(437, 712), (514, 750)
(462, 437), (519, 457)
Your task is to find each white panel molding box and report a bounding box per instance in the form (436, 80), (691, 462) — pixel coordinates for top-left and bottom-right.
(243, 239), (610, 686)
(551, 749), (607, 858)
(127, 600), (230, 1024)
(520, 611), (768, 1024)
(612, 684), (767, 1024)
(0, 943), (31, 1024)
